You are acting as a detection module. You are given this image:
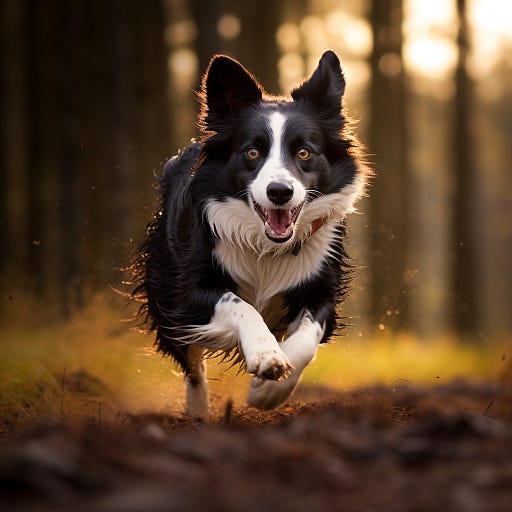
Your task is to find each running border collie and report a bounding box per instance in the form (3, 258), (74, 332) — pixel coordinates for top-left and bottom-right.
(132, 50), (368, 418)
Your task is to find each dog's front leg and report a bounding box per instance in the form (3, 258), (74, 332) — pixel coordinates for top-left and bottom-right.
(247, 309), (324, 410)
(202, 292), (292, 380)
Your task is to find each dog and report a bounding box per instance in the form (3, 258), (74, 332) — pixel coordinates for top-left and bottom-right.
(132, 50), (368, 419)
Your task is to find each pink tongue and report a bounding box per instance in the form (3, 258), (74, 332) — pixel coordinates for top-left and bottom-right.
(268, 209), (291, 235)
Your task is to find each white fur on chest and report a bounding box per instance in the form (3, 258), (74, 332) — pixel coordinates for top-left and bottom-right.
(213, 224), (338, 312)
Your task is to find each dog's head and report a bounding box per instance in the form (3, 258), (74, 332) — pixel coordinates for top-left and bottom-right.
(198, 51), (367, 251)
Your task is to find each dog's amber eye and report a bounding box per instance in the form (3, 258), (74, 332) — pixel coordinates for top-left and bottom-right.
(297, 148), (311, 160)
(246, 148), (260, 159)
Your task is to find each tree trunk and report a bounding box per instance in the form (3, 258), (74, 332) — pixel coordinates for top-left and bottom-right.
(191, 0), (223, 78)
(1, 1), (29, 288)
(367, 0), (409, 333)
(26, 0), (61, 298)
(451, 0), (479, 338)
(236, 0), (280, 94)
(57, 0), (84, 314)
(192, 0), (280, 94)
(132, 0), (172, 224)
(106, 0), (137, 281)
(0, 1), (8, 276)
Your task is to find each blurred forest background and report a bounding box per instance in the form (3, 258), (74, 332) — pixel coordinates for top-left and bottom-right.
(1, 0), (511, 345)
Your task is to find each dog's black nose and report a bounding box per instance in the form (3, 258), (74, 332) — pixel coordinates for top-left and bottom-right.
(266, 182), (293, 205)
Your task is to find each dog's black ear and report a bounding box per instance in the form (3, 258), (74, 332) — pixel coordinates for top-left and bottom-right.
(200, 55), (263, 132)
(291, 50), (345, 113)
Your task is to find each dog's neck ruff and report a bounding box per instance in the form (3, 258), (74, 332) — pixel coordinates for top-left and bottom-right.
(205, 173), (365, 258)
(205, 198), (334, 258)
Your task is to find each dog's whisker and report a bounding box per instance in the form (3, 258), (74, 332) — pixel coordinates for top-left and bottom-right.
(235, 189), (250, 200)
(305, 189), (324, 200)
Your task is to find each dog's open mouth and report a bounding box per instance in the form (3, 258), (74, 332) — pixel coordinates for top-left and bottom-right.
(253, 202), (303, 243)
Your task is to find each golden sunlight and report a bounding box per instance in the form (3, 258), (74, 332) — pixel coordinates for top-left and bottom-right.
(276, 7), (372, 95)
(325, 10), (373, 59)
(468, 0), (512, 78)
(403, 0), (458, 79)
(404, 0), (512, 81)
(168, 48), (198, 90)
(278, 53), (305, 93)
(276, 22), (301, 53)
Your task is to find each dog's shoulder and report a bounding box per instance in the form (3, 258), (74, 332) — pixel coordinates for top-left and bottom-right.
(160, 141), (203, 195)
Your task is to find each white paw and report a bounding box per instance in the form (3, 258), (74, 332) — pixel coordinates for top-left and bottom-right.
(247, 371), (301, 410)
(245, 348), (292, 381)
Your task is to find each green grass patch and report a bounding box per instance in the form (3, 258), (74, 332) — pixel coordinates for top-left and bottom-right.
(0, 293), (508, 433)
(304, 333), (508, 389)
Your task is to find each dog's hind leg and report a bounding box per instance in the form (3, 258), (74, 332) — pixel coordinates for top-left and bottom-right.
(185, 345), (209, 420)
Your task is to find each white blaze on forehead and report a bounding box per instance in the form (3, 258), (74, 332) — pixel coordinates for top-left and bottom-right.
(267, 111), (286, 164)
(249, 110), (306, 209)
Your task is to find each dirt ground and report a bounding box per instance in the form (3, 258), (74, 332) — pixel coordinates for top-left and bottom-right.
(1, 381), (511, 512)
